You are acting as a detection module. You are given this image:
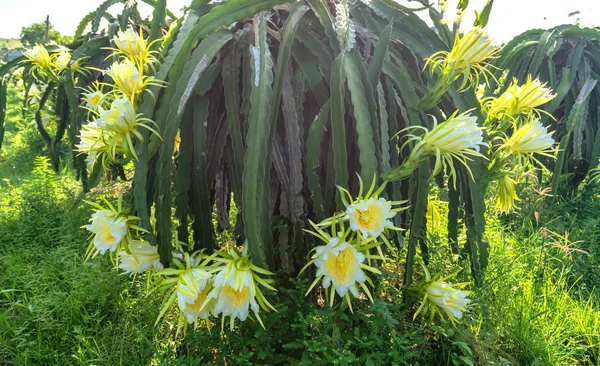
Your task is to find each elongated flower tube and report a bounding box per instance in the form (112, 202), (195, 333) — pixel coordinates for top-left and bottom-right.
(206, 249), (276, 330)
(497, 174), (519, 213)
(413, 265), (471, 324)
(383, 111), (485, 183)
(419, 27), (497, 110)
(503, 119), (555, 157)
(105, 59), (144, 98)
(176, 268), (214, 323)
(118, 240), (163, 274)
(83, 195), (146, 259)
(300, 222), (382, 311)
(484, 76), (556, 120)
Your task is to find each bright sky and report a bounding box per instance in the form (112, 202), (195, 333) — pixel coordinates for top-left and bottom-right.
(0, 0), (598, 43)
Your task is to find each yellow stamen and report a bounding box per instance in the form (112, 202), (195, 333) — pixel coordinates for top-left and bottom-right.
(324, 247), (358, 285)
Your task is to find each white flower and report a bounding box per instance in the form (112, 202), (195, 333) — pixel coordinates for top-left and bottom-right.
(40, 113), (51, 128)
(423, 113), (484, 154)
(24, 45), (53, 68)
(105, 59), (143, 97)
(176, 268), (213, 323)
(505, 119), (555, 155)
(208, 265), (259, 322)
(84, 90), (105, 110)
(114, 28), (146, 58)
(426, 281), (471, 320)
(86, 210), (128, 254)
(345, 197), (396, 238)
(96, 98), (137, 134)
(487, 77), (556, 119)
(447, 27), (496, 71)
(118, 240), (163, 274)
(313, 238), (367, 298)
(55, 51), (71, 70)
(76, 122), (110, 169)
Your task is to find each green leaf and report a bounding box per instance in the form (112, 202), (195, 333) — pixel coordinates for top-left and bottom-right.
(0, 79), (6, 150)
(154, 29), (233, 264)
(74, 12), (95, 39)
(405, 163), (429, 287)
(306, 0), (340, 52)
(92, 0), (122, 33)
(367, 22), (392, 88)
(552, 135), (570, 196)
(190, 96), (215, 251)
(566, 79), (597, 133)
(149, 0), (167, 46)
(330, 53), (349, 208)
(306, 100), (331, 221)
(243, 12), (276, 269)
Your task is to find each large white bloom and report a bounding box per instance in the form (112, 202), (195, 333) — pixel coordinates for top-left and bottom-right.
(76, 122), (111, 169)
(505, 119), (555, 155)
(86, 210), (127, 254)
(488, 77), (556, 119)
(447, 27), (496, 71)
(105, 59), (143, 97)
(208, 265), (259, 322)
(114, 28), (147, 58)
(426, 281), (471, 320)
(345, 197), (396, 238)
(24, 45), (53, 68)
(118, 240), (163, 274)
(96, 98), (137, 134)
(423, 113), (484, 154)
(176, 268), (213, 324)
(314, 238), (366, 298)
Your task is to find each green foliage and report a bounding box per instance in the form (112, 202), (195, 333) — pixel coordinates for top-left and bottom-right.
(20, 21), (64, 47)
(0, 117), (179, 365)
(491, 25), (600, 192)
(170, 279), (432, 365)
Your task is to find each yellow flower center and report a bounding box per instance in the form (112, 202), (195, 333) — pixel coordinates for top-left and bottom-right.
(98, 225), (117, 245)
(324, 247), (358, 285)
(223, 285), (250, 308)
(354, 204), (383, 231)
(89, 94), (101, 107)
(186, 288), (209, 312)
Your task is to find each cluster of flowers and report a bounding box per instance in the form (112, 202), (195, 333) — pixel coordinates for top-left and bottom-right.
(385, 26), (556, 213)
(299, 176), (471, 322)
(84, 194), (276, 331)
(23, 43), (75, 82)
(481, 76), (556, 212)
(76, 28), (162, 170)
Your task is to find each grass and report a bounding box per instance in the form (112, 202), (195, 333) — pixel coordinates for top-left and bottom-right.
(0, 83), (598, 365)
(0, 87), (179, 365)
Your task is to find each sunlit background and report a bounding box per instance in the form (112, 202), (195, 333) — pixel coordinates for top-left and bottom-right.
(0, 0), (598, 42)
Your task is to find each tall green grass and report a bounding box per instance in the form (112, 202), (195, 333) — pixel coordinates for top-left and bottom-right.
(0, 87), (178, 365)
